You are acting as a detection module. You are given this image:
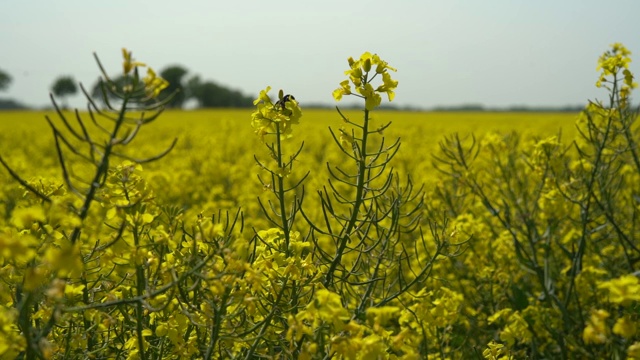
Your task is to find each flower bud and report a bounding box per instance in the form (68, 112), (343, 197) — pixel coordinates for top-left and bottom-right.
(363, 58), (372, 73)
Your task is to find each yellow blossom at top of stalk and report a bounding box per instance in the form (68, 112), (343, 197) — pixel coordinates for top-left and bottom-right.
(597, 43), (632, 75)
(332, 80), (352, 101)
(253, 86), (274, 106)
(122, 48), (146, 75)
(143, 67), (169, 98)
(120, 48), (169, 99)
(596, 43), (637, 90)
(251, 86), (302, 141)
(377, 71), (399, 101)
(333, 52), (398, 111)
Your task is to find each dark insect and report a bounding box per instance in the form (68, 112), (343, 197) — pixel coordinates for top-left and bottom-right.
(275, 94), (296, 111)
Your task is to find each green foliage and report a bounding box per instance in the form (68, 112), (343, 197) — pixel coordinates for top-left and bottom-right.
(159, 65), (189, 108)
(90, 75), (129, 107)
(0, 98), (27, 110)
(187, 75), (253, 108)
(0, 69), (11, 92)
(91, 66), (252, 110)
(50, 76), (78, 108)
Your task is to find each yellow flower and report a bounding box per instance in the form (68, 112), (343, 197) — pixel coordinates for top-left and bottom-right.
(623, 69), (636, 88)
(0, 231), (38, 264)
(482, 340), (505, 360)
(253, 86), (273, 106)
(357, 83), (381, 111)
(374, 56), (397, 74)
(376, 71), (398, 101)
(309, 289), (349, 329)
(499, 312), (531, 347)
(598, 274), (640, 306)
(366, 306), (400, 327)
(11, 205), (46, 229)
(64, 283), (86, 299)
(283, 96), (302, 123)
(143, 67), (169, 98)
(613, 315), (637, 338)
(583, 309), (610, 344)
(251, 87), (302, 140)
(346, 65), (364, 87)
(360, 335), (387, 360)
(333, 80), (352, 101)
(628, 342), (640, 360)
(335, 52), (397, 110)
(44, 242), (83, 278)
(488, 308), (513, 324)
(122, 48), (146, 75)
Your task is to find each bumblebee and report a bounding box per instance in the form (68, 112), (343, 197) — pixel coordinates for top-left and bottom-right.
(275, 94), (296, 111)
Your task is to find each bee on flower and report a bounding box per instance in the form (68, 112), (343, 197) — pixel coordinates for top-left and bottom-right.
(251, 87), (302, 141)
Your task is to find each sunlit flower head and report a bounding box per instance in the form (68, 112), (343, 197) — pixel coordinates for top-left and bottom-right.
(251, 87), (302, 141)
(253, 86), (274, 106)
(333, 52), (398, 110)
(122, 48), (146, 75)
(596, 44), (636, 89)
(143, 67), (169, 98)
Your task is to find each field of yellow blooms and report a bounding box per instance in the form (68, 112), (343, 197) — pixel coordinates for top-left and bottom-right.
(0, 46), (638, 359)
(0, 109), (578, 223)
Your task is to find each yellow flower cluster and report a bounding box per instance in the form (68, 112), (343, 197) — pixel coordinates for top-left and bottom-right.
(122, 48), (169, 98)
(595, 43), (637, 108)
(333, 52), (398, 110)
(251, 87), (303, 141)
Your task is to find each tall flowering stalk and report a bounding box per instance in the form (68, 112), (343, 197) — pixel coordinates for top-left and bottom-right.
(251, 87), (305, 254)
(0, 49), (175, 359)
(321, 52), (404, 286)
(248, 87), (309, 356)
(292, 52), (457, 358)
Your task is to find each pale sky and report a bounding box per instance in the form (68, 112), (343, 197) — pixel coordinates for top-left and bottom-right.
(1, 0), (639, 109)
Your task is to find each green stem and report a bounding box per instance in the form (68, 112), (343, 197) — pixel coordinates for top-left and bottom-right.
(81, 276), (95, 352)
(564, 84), (616, 310)
(204, 288), (231, 359)
(243, 277), (290, 359)
(17, 288), (36, 360)
(275, 122), (291, 256)
(133, 226), (147, 359)
(323, 108), (370, 288)
(70, 96), (129, 244)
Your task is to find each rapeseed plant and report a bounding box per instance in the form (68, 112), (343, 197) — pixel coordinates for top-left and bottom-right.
(0, 43), (638, 359)
(432, 43), (640, 359)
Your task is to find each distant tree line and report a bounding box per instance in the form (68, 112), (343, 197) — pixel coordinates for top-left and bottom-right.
(0, 64), (254, 110)
(90, 65), (254, 109)
(0, 66), (623, 112)
(0, 68), (27, 110)
(430, 103), (587, 112)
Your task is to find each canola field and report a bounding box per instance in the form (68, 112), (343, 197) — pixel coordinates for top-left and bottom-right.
(0, 109), (578, 225)
(0, 45), (639, 360)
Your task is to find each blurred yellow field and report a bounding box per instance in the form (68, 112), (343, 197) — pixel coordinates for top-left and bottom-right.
(0, 109), (579, 222)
